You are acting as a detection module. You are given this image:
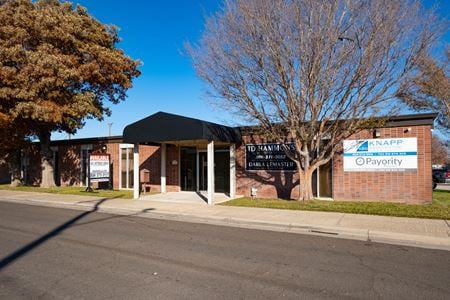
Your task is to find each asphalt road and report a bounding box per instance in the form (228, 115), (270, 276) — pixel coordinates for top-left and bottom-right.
(0, 202), (449, 299)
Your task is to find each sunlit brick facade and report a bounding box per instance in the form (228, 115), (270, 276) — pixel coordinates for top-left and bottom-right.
(1, 113), (435, 204)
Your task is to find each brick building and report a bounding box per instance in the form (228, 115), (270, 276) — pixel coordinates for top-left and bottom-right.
(7, 112), (435, 204)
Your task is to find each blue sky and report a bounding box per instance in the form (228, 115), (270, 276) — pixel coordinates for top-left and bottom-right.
(53, 0), (230, 140)
(52, 0), (449, 140)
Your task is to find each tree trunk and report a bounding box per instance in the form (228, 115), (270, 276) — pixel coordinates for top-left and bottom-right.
(298, 168), (314, 201)
(9, 149), (22, 187)
(39, 131), (56, 188)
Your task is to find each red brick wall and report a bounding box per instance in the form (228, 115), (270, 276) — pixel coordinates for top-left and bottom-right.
(137, 144), (179, 192)
(107, 143), (120, 189)
(97, 143), (168, 191)
(236, 125), (433, 204)
(139, 144), (161, 192)
(54, 142), (165, 190)
(58, 143), (109, 188)
(166, 145), (180, 192)
(23, 145), (41, 185)
(21, 141), (180, 193)
(236, 135), (301, 200)
(13, 123), (432, 204)
(333, 125), (432, 204)
(58, 145), (82, 186)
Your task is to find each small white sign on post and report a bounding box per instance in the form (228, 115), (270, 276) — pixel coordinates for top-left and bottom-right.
(343, 138), (417, 172)
(89, 154), (110, 182)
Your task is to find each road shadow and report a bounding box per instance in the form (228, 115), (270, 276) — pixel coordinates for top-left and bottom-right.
(0, 197), (154, 271)
(195, 192), (208, 203)
(70, 208), (155, 227)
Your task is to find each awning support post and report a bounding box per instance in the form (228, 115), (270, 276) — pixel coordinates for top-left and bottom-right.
(230, 143), (236, 199)
(161, 143), (166, 193)
(207, 140), (214, 205)
(133, 144), (139, 199)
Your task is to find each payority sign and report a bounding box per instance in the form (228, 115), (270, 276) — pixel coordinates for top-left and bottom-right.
(343, 138), (417, 172)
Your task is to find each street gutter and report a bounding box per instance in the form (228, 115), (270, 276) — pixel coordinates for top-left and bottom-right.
(0, 195), (449, 251)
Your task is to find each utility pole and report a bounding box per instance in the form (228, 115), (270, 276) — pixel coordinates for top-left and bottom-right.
(107, 123), (113, 137)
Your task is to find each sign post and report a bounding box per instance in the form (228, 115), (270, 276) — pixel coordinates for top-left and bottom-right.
(85, 153), (93, 192)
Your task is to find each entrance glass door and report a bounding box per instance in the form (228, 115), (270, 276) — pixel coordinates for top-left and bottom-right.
(318, 161), (332, 198)
(312, 160), (332, 198)
(214, 151), (230, 193)
(181, 147), (230, 193)
(198, 152), (208, 191)
(180, 148), (197, 191)
(198, 150), (230, 193)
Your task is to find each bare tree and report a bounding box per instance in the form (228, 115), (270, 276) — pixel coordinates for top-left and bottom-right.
(432, 135), (450, 165)
(188, 0), (442, 201)
(397, 50), (450, 132)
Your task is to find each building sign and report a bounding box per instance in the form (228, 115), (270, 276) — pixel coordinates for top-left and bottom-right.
(89, 154), (110, 182)
(343, 138), (417, 172)
(246, 143), (296, 171)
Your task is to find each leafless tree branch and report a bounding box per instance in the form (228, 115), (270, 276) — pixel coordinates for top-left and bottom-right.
(188, 0), (442, 200)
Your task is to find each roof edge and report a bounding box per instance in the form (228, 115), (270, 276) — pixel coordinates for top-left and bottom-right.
(50, 135), (123, 146)
(384, 112), (437, 128)
(237, 113), (438, 132)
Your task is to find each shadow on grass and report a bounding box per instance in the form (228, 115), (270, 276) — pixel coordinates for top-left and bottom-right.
(0, 197), (154, 271)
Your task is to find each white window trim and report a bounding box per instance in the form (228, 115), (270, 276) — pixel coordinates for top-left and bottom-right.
(119, 144), (134, 190)
(315, 160), (333, 200)
(80, 144), (92, 186)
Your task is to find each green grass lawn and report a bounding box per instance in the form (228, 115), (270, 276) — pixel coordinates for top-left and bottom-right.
(432, 190), (450, 207)
(0, 184), (133, 199)
(221, 190), (450, 220)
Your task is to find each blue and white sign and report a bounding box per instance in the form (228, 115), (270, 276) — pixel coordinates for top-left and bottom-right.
(343, 138), (417, 172)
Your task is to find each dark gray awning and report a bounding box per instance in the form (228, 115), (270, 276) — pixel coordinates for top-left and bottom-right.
(123, 111), (241, 144)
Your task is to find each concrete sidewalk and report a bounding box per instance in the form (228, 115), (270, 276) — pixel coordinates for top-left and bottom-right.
(0, 190), (449, 251)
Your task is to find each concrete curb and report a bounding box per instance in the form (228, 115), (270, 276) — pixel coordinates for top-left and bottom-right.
(1, 196), (449, 251)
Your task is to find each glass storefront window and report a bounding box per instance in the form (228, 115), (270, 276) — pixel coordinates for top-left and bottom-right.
(119, 145), (134, 189)
(80, 146), (92, 186)
(318, 160), (332, 198)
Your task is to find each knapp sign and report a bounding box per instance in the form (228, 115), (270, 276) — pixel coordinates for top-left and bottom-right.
(343, 138), (417, 172)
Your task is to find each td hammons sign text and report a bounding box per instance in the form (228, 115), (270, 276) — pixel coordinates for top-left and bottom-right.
(245, 143), (297, 171)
